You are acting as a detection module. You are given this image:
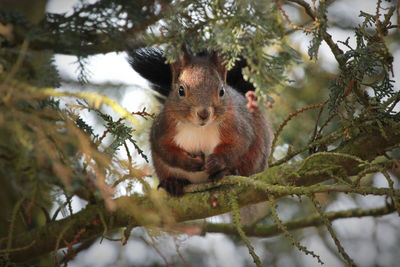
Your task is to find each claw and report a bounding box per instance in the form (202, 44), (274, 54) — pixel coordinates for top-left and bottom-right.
(158, 178), (190, 197)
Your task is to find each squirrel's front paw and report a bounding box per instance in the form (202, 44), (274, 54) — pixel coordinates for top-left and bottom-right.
(158, 178), (190, 197)
(184, 152), (205, 171)
(205, 154), (227, 181)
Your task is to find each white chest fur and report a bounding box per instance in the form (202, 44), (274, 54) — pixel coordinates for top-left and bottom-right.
(173, 121), (220, 156)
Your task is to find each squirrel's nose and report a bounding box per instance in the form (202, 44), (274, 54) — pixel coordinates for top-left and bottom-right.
(197, 108), (210, 121)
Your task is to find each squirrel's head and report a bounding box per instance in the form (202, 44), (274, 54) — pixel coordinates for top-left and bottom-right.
(167, 48), (231, 127)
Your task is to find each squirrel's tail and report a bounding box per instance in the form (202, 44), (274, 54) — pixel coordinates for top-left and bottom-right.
(127, 48), (172, 97)
(127, 47), (255, 98)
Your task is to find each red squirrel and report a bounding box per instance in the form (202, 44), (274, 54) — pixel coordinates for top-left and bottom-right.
(129, 48), (271, 196)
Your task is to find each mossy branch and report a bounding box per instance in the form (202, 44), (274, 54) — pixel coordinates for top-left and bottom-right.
(309, 195), (356, 266)
(231, 194), (261, 267)
(1, 121), (399, 262)
(269, 195), (324, 265)
(185, 205), (395, 238)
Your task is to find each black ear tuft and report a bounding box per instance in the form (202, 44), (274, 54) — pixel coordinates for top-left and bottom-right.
(209, 51), (227, 82)
(127, 47), (172, 97)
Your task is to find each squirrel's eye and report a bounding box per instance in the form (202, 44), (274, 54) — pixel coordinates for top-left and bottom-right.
(219, 87), (225, 97)
(178, 86), (185, 97)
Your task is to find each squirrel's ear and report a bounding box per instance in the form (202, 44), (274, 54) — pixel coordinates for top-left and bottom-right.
(181, 45), (191, 66)
(210, 52), (227, 82)
(170, 46), (192, 83)
(170, 60), (181, 84)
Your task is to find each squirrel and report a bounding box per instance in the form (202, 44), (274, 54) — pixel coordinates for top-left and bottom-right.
(128, 47), (271, 196)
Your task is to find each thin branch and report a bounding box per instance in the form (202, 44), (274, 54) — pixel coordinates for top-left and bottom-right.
(309, 195), (356, 266)
(381, 170), (400, 215)
(5, 198), (25, 261)
(269, 195), (323, 264)
(269, 103), (326, 165)
(309, 102), (326, 147)
(194, 205), (395, 238)
(231, 194), (261, 267)
(5, 1), (170, 56)
(275, 0), (313, 33)
(287, 0), (346, 66)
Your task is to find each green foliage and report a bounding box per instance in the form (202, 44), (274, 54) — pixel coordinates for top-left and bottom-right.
(307, 0), (327, 60)
(0, 0), (399, 266)
(1, 0), (170, 84)
(148, 0), (297, 97)
(93, 106), (149, 162)
(328, 6), (398, 117)
(0, 79), (150, 246)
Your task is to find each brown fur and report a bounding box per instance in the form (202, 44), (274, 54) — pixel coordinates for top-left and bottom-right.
(151, 50), (271, 196)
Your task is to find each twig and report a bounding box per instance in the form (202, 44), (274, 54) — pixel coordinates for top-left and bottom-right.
(269, 103), (326, 165)
(309, 102), (326, 146)
(142, 234), (170, 267)
(317, 112), (337, 137)
(381, 170), (400, 215)
(269, 195), (324, 265)
(131, 107), (156, 120)
(2, 39), (30, 102)
(310, 195), (356, 266)
(5, 198), (25, 261)
(274, 0), (313, 32)
(63, 228), (87, 266)
(231, 194), (261, 267)
(98, 209), (108, 243)
(54, 223), (73, 266)
(270, 123), (344, 167)
(0, 241), (36, 254)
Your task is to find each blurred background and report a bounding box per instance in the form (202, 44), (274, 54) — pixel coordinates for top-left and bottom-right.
(1, 0), (399, 266)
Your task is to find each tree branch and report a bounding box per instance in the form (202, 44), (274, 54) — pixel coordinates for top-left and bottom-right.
(2, 1), (169, 55)
(2, 122), (400, 262)
(191, 205), (395, 238)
